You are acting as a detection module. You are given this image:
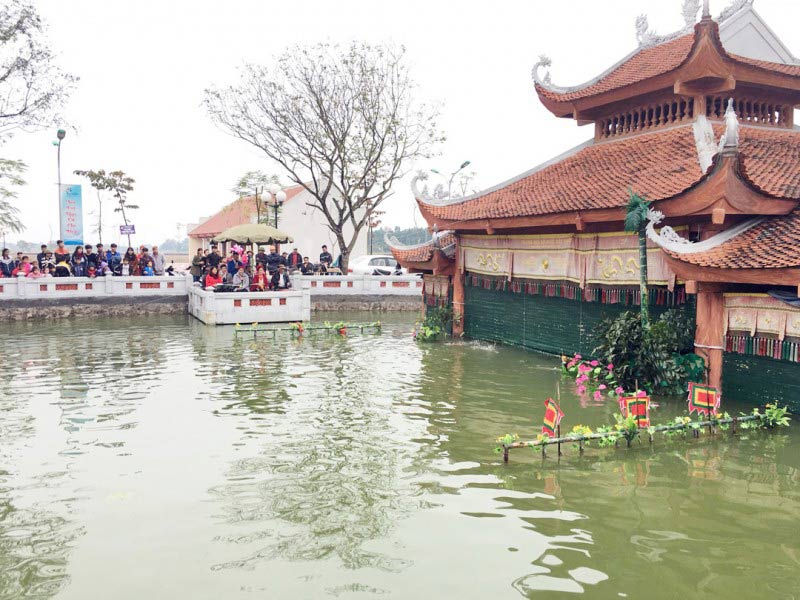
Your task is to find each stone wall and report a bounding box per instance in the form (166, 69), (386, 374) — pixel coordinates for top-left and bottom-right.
(310, 295), (422, 312)
(0, 296), (187, 321)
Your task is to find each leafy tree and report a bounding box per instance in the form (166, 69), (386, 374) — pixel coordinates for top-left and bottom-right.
(205, 42), (443, 270)
(73, 170), (137, 246)
(624, 190), (651, 329)
(231, 170), (281, 227)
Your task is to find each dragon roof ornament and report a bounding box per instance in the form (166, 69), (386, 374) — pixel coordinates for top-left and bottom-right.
(384, 229), (455, 252)
(532, 0), (756, 93)
(645, 208), (763, 255)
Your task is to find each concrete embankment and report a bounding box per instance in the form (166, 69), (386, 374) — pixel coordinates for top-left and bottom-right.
(0, 296), (188, 321)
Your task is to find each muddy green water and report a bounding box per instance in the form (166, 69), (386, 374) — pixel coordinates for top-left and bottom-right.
(0, 314), (798, 599)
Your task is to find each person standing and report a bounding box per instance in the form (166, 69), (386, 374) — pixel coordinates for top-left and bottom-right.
(84, 244), (97, 270)
(0, 249), (14, 278)
(190, 248), (206, 283)
(123, 248), (138, 276)
(319, 245), (333, 268)
(54, 240), (70, 266)
(255, 247), (268, 269)
(287, 247), (302, 269)
(106, 244), (122, 275)
(36, 244), (48, 269)
(266, 246), (282, 273)
(207, 245), (221, 271)
(151, 246), (166, 276)
(72, 255), (87, 277)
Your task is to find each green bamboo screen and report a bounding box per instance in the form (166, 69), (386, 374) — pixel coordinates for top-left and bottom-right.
(463, 279), (693, 357)
(723, 352), (800, 412)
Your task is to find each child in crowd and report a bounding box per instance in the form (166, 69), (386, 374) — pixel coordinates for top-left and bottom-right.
(87, 265), (97, 278)
(26, 265), (44, 278)
(121, 259), (130, 276)
(43, 266), (54, 278)
(142, 259), (154, 276)
(72, 255), (87, 277)
(12, 256), (32, 276)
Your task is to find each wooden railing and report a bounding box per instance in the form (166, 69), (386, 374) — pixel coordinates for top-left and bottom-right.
(706, 95), (790, 127)
(597, 98), (694, 140)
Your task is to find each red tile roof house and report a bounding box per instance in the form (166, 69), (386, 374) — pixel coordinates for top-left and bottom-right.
(188, 184), (367, 261)
(388, 1), (800, 407)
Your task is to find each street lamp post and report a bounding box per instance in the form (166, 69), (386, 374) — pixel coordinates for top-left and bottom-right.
(53, 129), (66, 240)
(431, 160), (471, 198)
(263, 184), (287, 229)
(262, 184), (287, 250)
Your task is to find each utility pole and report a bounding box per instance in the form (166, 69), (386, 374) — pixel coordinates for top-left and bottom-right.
(54, 129), (66, 239)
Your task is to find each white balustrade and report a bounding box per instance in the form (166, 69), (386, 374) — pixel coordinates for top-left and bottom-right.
(188, 281), (311, 325)
(0, 273), (193, 299)
(295, 274), (423, 296)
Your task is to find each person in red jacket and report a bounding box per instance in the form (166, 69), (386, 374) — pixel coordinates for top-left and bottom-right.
(250, 264), (269, 291)
(204, 266), (222, 289)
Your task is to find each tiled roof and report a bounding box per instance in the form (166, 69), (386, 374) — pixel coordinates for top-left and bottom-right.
(189, 186), (304, 238)
(419, 124), (800, 223)
(536, 34), (694, 102)
(730, 53), (800, 77)
(665, 210), (800, 269)
(389, 233), (456, 264)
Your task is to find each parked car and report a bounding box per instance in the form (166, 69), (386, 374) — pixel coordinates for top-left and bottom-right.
(348, 254), (408, 276)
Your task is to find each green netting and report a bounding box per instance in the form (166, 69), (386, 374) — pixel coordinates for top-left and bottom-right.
(723, 353), (800, 412)
(464, 283), (693, 357)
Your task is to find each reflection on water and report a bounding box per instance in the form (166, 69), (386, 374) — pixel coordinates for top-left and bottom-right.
(0, 314), (797, 599)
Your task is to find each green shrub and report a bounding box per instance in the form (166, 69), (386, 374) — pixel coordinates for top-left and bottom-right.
(593, 309), (703, 394)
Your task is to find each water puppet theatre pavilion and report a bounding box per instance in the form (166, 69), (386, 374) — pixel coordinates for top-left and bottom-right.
(389, 0), (800, 404)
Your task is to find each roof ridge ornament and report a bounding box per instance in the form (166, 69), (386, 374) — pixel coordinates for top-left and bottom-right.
(703, 0), (711, 19)
(692, 115), (717, 173)
(645, 208), (764, 254)
(717, 0), (754, 22)
(683, 0), (701, 27)
(411, 170), (433, 201)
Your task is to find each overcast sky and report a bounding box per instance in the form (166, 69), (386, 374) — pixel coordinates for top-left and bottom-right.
(5, 0), (799, 248)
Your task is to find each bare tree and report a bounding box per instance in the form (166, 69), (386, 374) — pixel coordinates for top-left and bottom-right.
(0, 158), (25, 234)
(205, 42), (443, 270)
(0, 1), (77, 234)
(0, 1), (77, 138)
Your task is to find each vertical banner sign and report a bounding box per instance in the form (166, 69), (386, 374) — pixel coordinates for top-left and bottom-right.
(59, 184), (84, 245)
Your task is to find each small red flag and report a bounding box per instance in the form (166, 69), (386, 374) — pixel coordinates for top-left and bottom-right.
(687, 383), (720, 416)
(623, 393), (651, 428)
(542, 398), (564, 437)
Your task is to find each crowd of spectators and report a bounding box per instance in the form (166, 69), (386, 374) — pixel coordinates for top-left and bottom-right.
(190, 243), (338, 292)
(0, 241), (171, 278)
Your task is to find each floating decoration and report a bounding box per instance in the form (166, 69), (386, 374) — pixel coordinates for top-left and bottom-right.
(623, 393), (651, 428)
(687, 383), (720, 416)
(542, 398), (564, 437)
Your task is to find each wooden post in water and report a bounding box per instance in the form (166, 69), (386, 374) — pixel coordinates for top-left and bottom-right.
(503, 446), (509, 463)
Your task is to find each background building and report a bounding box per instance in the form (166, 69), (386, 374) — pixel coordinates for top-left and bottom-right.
(189, 184), (368, 262)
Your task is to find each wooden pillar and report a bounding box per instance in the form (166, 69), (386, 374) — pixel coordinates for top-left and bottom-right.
(452, 237), (465, 337)
(694, 282), (725, 389)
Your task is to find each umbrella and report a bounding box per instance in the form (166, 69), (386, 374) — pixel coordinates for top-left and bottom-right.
(212, 223), (294, 245)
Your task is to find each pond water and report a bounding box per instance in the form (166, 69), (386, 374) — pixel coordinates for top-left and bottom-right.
(0, 314), (798, 599)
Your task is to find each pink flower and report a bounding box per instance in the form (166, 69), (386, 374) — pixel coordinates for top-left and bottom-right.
(614, 386), (624, 395)
(637, 390), (647, 397)
(593, 390), (602, 401)
(574, 354), (582, 360)
(577, 363), (590, 372)
(590, 360), (599, 367)
(598, 384), (607, 390)
(607, 364), (614, 371)
(576, 385), (587, 394)
(567, 360), (577, 368)
(576, 374), (588, 384)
